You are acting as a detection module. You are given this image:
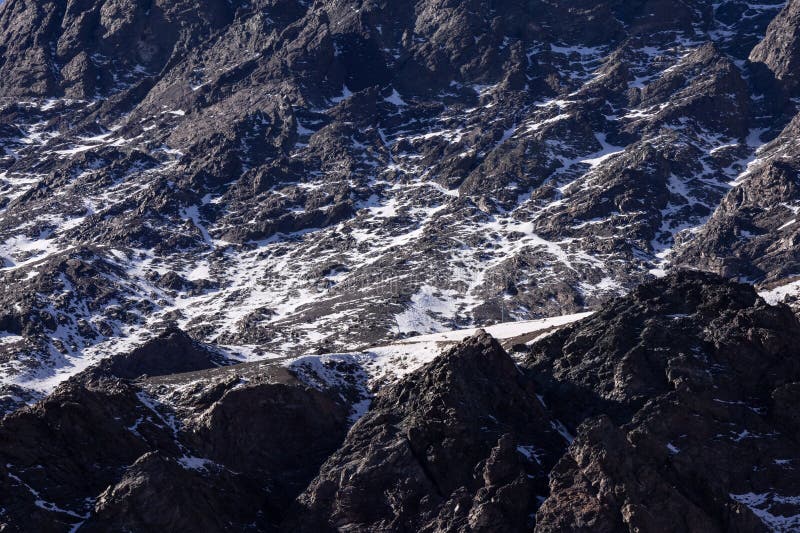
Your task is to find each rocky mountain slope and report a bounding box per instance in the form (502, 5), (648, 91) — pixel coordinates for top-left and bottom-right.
(2, 0), (800, 407)
(3, 1), (800, 530)
(0, 271), (798, 531)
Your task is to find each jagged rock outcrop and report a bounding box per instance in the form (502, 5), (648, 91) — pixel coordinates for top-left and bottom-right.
(0, 0), (797, 396)
(282, 271), (800, 532)
(526, 271), (800, 531)
(2, 0), (800, 529)
(0, 349), (350, 531)
(750, 0), (800, 95)
(83, 451), (265, 533)
(92, 326), (227, 379)
(1, 272), (799, 531)
(535, 415), (757, 533)
(674, 113), (800, 285)
(287, 331), (565, 532)
(0, 375), (175, 532)
(281, 272), (800, 532)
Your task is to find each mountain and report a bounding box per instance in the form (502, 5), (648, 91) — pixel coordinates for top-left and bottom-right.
(0, 0), (799, 408)
(2, 0), (800, 530)
(1, 271), (798, 531)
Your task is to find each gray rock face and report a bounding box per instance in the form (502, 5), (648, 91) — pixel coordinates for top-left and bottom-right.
(93, 326), (228, 379)
(673, 113), (800, 286)
(526, 271), (800, 531)
(287, 331), (565, 532)
(0, 0), (799, 401)
(0, 0), (234, 98)
(751, 0), (800, 94)
(0, 343), (350, 531)
(283, 272), (800, 533)
(2, 0), (800, 528)
(1, 273), (799, 531)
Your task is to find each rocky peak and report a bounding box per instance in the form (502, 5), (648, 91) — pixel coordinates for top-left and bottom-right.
(524, 271), (800, 531)
(525, 270), (798, 425)
(0, 348), (351, 530)
(288, 330), (565, 532)
(1, 0), (800, 528)
(0, 273), (798, 530)
(92, 326), (227, 379)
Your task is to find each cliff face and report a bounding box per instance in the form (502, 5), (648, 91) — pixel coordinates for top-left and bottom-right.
(288, 331), (565, 532)
(751, 0), (800, 94)
(526, 271), (800, 531)
(0, 1), (797, 406)
(2, 272), (798, 531)
(1, 1), (800, 529)
(286, 271), (800, 532)
(0, 332), (351, 531)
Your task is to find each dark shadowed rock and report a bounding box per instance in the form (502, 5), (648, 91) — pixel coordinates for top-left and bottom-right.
(82, 452), (266, 532)
(535, 415), (757, 533)
(750, 0), (800, 95)
(94, 326), (227, 379)
(1, 273), (799, 531)
(0, 355), (350, 530)
(287, 331), (565, 532)
(1, 0), (800, 529)
(525, 270), (800, 531)
(181, 376), (352, 509)
(0, 376), (176, 532)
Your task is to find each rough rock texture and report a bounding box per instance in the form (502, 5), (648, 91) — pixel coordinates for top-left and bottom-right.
(281, 272), (800, 532)
(83, 451), (264, 533)
(0, 0), (234, 98)
(2, 0), (800, 528)
(1, 272), (799, 531)
(1, 0), (799, 407)
(93, 326), (228, 379)
(0, 375), (174, 532)
(287, 331), (566, 532)
(282, 272), (800, 532)
(751, 0), (800, 94)
(0, 345), (350, 531)
(674, 113), (800, 288)
(526, 271), (800, 531)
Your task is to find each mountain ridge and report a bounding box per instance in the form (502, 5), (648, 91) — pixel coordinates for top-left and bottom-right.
(1, 0), (799, 408)
(0, 271), (798, 530)
(2, 2), (800, 528)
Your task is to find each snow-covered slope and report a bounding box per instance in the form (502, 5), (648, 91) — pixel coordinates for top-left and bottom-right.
(399, 311), (594, 344)
(0, 0), (798, 410)
(286, 310), (593, 421)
